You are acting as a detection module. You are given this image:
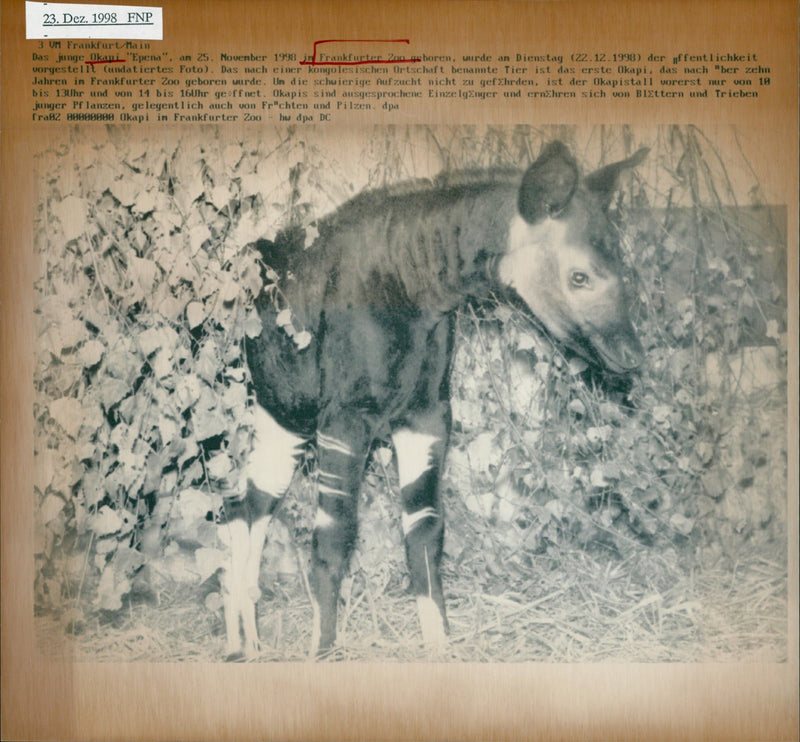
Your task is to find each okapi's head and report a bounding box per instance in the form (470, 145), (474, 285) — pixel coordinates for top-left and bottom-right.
(498, 141), (646, 374)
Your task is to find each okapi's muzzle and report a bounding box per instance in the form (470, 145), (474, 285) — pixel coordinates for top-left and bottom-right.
(585, 320), (644, 374)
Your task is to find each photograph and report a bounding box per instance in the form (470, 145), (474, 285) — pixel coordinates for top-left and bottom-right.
(33, 125), (788, 663)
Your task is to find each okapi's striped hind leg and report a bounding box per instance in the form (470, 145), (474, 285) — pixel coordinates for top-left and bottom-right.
(221, 405), (306, 660)
(392, 407), (450, 647)
(309, 415), (371, 657)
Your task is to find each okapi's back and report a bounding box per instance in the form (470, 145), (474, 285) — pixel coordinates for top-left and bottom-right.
(310, 175), (521, 311)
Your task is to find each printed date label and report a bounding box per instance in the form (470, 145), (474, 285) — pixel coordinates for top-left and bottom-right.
(26, 2), (163, 39)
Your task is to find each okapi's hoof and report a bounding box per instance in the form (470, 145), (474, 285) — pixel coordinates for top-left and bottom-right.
(315, 647), (343, 662)
(309, 641), (340, 662)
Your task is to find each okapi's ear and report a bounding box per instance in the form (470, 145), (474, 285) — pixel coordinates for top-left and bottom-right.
(518, 141), (579, 224)
(585, 147), (649, 211)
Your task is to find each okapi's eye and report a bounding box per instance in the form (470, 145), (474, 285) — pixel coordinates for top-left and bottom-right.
(570, 271), (590, 288)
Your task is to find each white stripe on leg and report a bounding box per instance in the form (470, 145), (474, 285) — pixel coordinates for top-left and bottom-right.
(313, 507), (336, 530)
(317, 432), (353, 456)
(246, 405), (305, 495)
(392, 429), (440, 489)
(309, 598), (321, 659)
(401, 506), (438, 535)
(223, 515), (271, 659)
(245, 516), (270, 602)
(240, 515), (270, 658)
(416, 595), (448, 646)
(223, 519), (250, 657)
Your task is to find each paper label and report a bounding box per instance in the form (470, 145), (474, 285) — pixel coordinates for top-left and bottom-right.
(26, 2), (163, 39)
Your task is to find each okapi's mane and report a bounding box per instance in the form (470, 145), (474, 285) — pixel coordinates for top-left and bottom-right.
(434, 167), (524, 188)
(332, 166), (524, 218)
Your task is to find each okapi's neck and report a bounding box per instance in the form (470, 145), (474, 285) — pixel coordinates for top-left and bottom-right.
(454, 184), (521, 285)
(384, 181), (521, 310)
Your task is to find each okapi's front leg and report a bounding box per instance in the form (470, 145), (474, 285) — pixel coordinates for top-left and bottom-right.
(222, 405), (306, 660)
(392, 403), (451, 646)
(310, 412), (371, 656)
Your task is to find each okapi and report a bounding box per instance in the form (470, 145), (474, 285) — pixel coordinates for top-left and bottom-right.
(221, 140), (647, 659)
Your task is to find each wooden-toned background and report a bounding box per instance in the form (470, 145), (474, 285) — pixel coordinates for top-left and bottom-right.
(2, 1), (797, 739)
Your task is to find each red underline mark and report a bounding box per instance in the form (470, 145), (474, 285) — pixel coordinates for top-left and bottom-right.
(299, 39), (421, 66)
(85, 59), (126, 68)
